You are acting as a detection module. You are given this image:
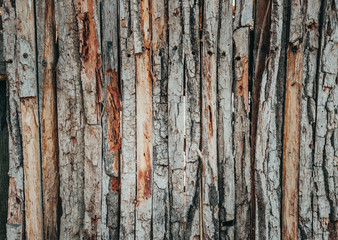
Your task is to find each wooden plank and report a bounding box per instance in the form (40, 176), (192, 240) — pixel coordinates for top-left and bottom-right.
(101, 0), (120, 238)
(253, 0), (285, 239)
(119, 0), (137, 238)
(298, 0), (322, 238)
(282, 0), (306, 238)
(39, 0), (59, 238)
(217, 0), (234, 238)
(183, 0), (201, 239)
(313, 0), (337, 238)
(15, 0), (43, 238)
(133, 0), (153, 238)
(54, 0), (85, 238)
(168, 0), (185, 238)
(151, 0), (169, 239)
(233, 26), (252, 240)
(2, 1), (24, 239)
(201, 1), (219, 239)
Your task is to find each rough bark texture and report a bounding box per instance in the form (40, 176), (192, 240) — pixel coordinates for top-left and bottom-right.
(2, 0), (337, 239)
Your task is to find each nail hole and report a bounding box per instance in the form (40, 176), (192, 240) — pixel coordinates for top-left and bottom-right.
(42, 60), (47, 67)
(23, 53), (28, 59)
(222, 52), (226, 57)
(235, 56), (241, 61)
(127, 53), (131, 58)
(173, 46), (177, 51)
(207, 51), (212, 55)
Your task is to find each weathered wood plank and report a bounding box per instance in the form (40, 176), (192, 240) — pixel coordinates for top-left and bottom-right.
(151, 0), (169, 238)
(201, 1), (219, 239)
(39, 0), (59, 238)
(313, 0), (337, 239)
(233, 2), (252, 236)
(134, 0), (153, 238)
(217, 0), (234, 238)
(2, 1), (24, 238)
(119, 0), (137, 238)
(101, 0), (120, 238)
(298, 0), (322, 238)
(168, 0), (185, 238)
(183, 0), (201, 239)
(253, 0), (284, 239)
(16, 0), (43, 238)
(55, 0), (85, 238)
(282, 0), (306, 238)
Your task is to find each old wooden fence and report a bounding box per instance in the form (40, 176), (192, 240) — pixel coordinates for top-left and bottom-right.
(0, 0), (337, 239)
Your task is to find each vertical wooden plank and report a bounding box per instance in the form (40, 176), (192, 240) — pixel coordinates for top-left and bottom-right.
(201, 1), (219, 239)
(282, 0), (306, 238)
(15, 0), (43, 238)
(313, 0), (337, 238)
(168, 0), (185, 238)
(183, 0), (201, 239)
(132, 0), (153, 238)
(217, 0), (234, 238)
(54, 0), (85, 238)
(74, 0), (103, 238)
(119, 0), (137, 238)
(151, 0), (169, 239)
(101, 0), (120, 238)
(38, 0), (59, 238)
(232, 0), (253, 238)
(2, 1), (25, 238)
(298, 0), (321, 238)
(253, 0), (285, 239)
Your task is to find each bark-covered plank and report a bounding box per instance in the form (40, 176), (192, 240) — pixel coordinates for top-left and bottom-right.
(298, 0), (322, 238)
(253, 0), (284, 239)
(168, 0), (185, 238)
(2, 1), (25, 238)
(232, 1), (253, 237)
(183, 0), (201, 239)
(201, 1), (219, 239)
(101, 0), (120, 238)
(313, 0), (337, 239)
(119, 0), (137, 238)
(151, 0), (169, 238)
(55, 0), (84, 238)
(217, 0), (234, 238)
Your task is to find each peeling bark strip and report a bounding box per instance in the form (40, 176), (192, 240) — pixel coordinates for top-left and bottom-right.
(217, 0), (234, 238)
(151, 0), (169, 238)
(40, 0), (59, 238)
(55, 0), (84, 238)
(101, 0), (120, 238)
(135, 0), (153, 238)
(2, 0), (25, 239)
(313, 0), (337, 239)
(119, 0), (137, 238)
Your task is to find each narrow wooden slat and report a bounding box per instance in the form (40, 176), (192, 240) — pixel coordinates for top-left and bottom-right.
(101, 0), (120, 238)
(133, 0), (153, 238)
(168, 0), (185, 238)
(151, 0), (169, 238)
(313, 0), (337, 238)
(16, 0), (43, 238)
(55, 0), (85, 238)
(217, 0), (234, 238)
(2, 1), (24, 238)
(282, 0), (306, 238)
(183, 0), (201, 239)
(233, 19), (252, 240)
(253, 0), (285, 239)
(119, 0), (137, 238)
(201, 1), (219, 239)
(40, 0), (59, 238)
(298, 0), (322, 238)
